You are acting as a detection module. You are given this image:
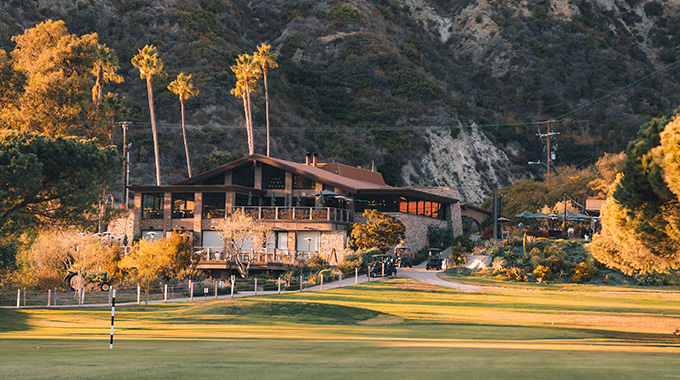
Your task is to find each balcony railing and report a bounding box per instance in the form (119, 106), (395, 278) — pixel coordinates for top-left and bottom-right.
(227, 206), (354, 223)
(195, 247), (315, 266)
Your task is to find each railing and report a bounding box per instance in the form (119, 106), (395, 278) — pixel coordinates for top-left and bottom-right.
(227, 206), (353, 223)
(195, 247), (314, 266)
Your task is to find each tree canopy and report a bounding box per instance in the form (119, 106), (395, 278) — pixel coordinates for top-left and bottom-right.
(591, 110), (680, 275)
(351, 209), (405, 251)
(0, 131), (122, 238)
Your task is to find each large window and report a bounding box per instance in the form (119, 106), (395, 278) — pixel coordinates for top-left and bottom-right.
(232, 165), (254, 187)
(293, 174), (314, 189)
(172, 193), (195, 219)
(142, 193), (164, 219)
(235, 193), (259, 206)
(203, 174), (225, 185)
(203, 193), (226, 218)
(262, 164), (286, 189)
(357, 195), (446, 220)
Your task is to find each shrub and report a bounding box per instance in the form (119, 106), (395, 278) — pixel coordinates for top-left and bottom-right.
(505, 267), (526, 281)
(533, 265), (552, 283)
(337, 260), (362, 276)
(571, 262), (597, 283)
(330, 5), (361, 21)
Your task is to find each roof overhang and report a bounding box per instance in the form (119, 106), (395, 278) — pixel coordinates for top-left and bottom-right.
(356, 188), (459, 204)
(127, 185), (266, 196)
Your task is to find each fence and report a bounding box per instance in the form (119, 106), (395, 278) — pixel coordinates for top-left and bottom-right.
(0, 270), (372, 308)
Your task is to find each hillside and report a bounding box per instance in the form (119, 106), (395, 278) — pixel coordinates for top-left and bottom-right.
(1, 0), (679, 204)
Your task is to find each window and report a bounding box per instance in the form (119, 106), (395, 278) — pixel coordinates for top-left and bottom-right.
(262, 164), (286, 189)
(203, 193), (225, 218)
(235, 193), (259, 206)
(172, 193), (195, 219)
(232, 165), (254, 187)
(142, 193), (164, 219)
(293, 174), (313, 189)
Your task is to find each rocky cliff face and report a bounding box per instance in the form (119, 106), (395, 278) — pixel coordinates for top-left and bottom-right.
(1, 0), (678, 204)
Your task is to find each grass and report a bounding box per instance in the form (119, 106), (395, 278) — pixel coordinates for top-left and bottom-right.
(2, 278), (680, 379)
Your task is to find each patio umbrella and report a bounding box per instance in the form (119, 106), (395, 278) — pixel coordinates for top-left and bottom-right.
(247, 191), (253, 206)
(296, 195), (301, 207)
(319, 193), (326, 206)
(557, 211), (581, 221)
(497, 216), (511, 222)
(515, 211), (535, 218)
(531, 212), (551, 219)
(313, 190), (340, 197)
(270, 192), (276, 206)
(285, 194), (290, 206)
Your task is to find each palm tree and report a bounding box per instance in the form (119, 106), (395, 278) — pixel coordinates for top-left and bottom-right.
(230, 53), (260, 155)
(131, 45), (163, 185)
(168, 72), (199, 177)
(253, 44), (278, 157)
(90, 44), (123, 113)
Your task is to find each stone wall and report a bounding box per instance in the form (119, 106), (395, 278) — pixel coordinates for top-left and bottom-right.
(108, 210), (134, 243)
(388, 212), (448, 252)
(320, 231), (346, 265)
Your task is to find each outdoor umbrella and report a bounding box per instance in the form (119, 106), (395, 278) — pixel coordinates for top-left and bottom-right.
(557, 211), (581, 221)
(313, 190), (340, 197)
(247, 191), (253, 206)
(285, 194), (290, 207)
(515, 211), (535, 218)
(270, 192), (276, 206)
(531, 212), (551, 219)
(497, 216), (511, 222)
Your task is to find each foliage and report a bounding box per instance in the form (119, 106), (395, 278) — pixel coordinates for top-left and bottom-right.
(0, 20), (119, 140)
(505, 267), (526, 282)
(532, 265), (552, 283)
(571, 262), (597, 283)
(121, 236), (172, 304)
(16, 229), (119, 290)
(350, 209), (405, 252)
(0, 131), (121, 239)
(168, 72), (199, 176)
(450, 234), (475, 261)
(300, 254), (329, 274)
(329, 5), (361, 21)
(214, 209), (271, 279)
(591, 111), (680, 275)
(427, 225), (452, 249)
(164, 231), (196, 279)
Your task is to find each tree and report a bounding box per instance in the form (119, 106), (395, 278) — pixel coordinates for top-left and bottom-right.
(591, 111), (680, 274)
(351, 209), (405, 251)
(3, 20), (114, 140)
(132, 44), (164, 185)
(214, 209), (270, 279)
(230, 53), (261, 155)
(168, 72), (199, 177)
(90, 44), (123, 114)
(0, 131), (122, 239)
(121, 236), (172, 305)
(253, 44), (278, 157)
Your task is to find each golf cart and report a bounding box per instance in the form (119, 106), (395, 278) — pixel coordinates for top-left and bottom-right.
(394, 244), (413, 268)
(65, 271), (111, 291)
(369, 254), (397, 277)
(425, 248), (443, 271)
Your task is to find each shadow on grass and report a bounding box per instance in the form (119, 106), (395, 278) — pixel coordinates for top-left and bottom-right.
(0, 309), (30, 332)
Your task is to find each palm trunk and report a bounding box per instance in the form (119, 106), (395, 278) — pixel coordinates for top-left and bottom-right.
(146, 78), (162, 185)
(245, 81), (255, 155)
(241, 95), (252, 155)
(180, 100), (192, 177)
(264, 70), (270, 157)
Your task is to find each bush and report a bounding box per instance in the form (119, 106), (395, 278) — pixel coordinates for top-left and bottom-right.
(533, 265), (552, 283)
(330, 5), (361, 21)
(571, 262), (597, 283)
(505, 267), (526, 281)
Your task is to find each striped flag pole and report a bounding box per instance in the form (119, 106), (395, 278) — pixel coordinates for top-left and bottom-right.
(109, 289), (116, 349)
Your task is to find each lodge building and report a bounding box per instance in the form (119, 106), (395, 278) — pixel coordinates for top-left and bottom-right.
(129, 153), (462, 272)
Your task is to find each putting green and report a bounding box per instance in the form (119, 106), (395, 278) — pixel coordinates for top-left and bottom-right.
(1, 278), (680, 379)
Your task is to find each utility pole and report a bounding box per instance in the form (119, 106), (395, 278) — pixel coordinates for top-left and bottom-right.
(120, 122), (130, 208)
(536, 120), (559, 179)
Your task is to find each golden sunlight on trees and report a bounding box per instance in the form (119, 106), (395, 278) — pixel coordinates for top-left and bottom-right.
(591, 112), (680, 275)
(17, 229), (118, 290)
(120, 232), (195, 304)
(1, 20), (120, 141)
(230, 53), (261, 155)
(253, 43), (278, 157)
(132, 44), (164, 185)
(168, 72), (199, 177)
(214, 210), (270, 279)
(351, 209), (405, 251)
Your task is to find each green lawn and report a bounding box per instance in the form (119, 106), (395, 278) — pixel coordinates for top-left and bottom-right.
(2, 278), (680, 379)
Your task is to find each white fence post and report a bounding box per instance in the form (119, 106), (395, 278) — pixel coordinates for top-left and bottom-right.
(80, 286), (85, 306)
(320, 274), (323, 291)
(137, 285), (141, 305)
(16, 289), (20, 308)
(254, 278), (258, 295)
(54, 288), (57, 306)
(164, 284), (168, 303)
(47, 289), (51, 308)
(190, 282), (194, 302)
(230, 276), (235, 298)
(214, 281), (218, 299)
(355, 267), (358, 284)
(300, 275), (303, 291)
(278, 278), (281, 294)
(23, 287), (26, 307)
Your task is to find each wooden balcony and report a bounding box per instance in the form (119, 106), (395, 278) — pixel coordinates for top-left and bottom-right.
(227, 206), (354, 224)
